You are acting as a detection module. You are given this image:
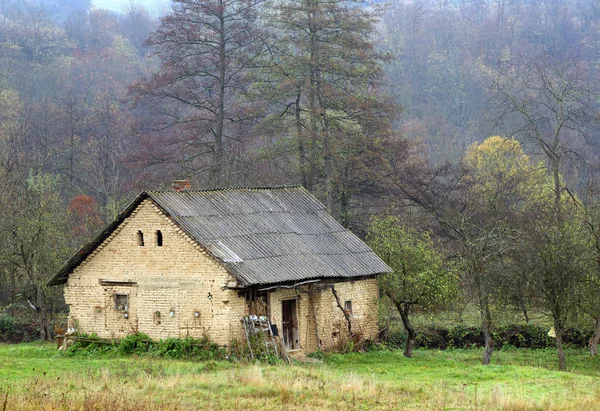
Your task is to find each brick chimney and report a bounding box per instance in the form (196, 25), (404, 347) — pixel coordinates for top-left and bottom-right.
(172, 179), (192, 192)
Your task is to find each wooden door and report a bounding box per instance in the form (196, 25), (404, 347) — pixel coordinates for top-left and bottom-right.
(282, 299), (299, 349)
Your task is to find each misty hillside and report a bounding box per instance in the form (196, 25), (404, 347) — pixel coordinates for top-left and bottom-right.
(92, 0), (170, 13)
(0, 0), (597, 219)
(1, 0), (600, 357)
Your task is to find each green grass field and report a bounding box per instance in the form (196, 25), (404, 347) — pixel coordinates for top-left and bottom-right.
(2, 343), (600, 410)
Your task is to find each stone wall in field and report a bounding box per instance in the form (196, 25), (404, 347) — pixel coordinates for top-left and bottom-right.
(64, 199), (247, 344)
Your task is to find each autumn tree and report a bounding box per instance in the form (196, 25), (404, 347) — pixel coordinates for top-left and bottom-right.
(484, 52), (598, 208)
(442, 136), (547, 365)
(68, 194), (104, 240)
(367, 216), (457, 358)
(485, 52), (600, 370)
(120, 3), (156, 56)
(130, 0), (266, 187)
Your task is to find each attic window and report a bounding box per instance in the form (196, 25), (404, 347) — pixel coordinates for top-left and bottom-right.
(344, 301), (353, 316)
(156, 230), (163, 247)
(137, 230), (144, 246)
(114, 294), (128, 311)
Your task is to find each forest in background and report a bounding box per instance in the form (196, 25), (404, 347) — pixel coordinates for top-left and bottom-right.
(1, 0), (600, 369)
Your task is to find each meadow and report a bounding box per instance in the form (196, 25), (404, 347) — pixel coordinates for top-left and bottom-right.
(1, 343), (600, 410)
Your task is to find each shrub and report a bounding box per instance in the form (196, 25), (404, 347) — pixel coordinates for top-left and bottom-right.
(562, 328), (593, 347)
(118, 332), (151, 355)
(497, 324), (552, 348)
(67, 333), (227, 360)
(383, 323), (590, 350)
(447, 325), (483, 348)
(148, 336), (225, 360)
(0, 315), (15, 334)
(228, 337), (249, 361)
(247, 333), (281, 363)
(415, 327), (449, 349)
(67, 333), (115, 355)
(385, 329), (406, 349)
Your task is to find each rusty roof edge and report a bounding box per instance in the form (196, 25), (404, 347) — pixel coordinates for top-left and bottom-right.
(46, 192), (151, 286)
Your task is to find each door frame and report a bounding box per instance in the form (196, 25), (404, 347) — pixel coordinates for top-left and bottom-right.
(281, 298), (300, 350)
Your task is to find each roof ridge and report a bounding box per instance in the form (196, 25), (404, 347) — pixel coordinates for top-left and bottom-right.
(147, 185), (303, 193)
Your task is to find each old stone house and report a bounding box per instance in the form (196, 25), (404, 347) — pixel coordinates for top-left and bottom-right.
(47, 186), (391, 352)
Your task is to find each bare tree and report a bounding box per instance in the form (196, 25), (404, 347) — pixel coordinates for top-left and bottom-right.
(485, 52), (600, 370)
(130, 0), (266, 187)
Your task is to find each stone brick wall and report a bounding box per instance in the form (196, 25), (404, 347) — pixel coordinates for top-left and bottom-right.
(64, 199), (246, 345)
(64, 198), (380, 352)
(268, 278), (379, 352)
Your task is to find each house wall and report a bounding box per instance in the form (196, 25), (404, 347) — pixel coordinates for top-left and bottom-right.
(63, 199), (247, 345)
(268, 278), (379, 352)
(64, 199), (380, 352)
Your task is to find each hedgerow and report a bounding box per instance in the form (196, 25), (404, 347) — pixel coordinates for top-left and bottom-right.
(385, 324), (593, 350)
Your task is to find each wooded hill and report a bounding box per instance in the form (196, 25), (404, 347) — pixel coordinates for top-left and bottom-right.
(1, 0), (600, 369)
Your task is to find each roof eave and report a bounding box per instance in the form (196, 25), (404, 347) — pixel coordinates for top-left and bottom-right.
(225, 272), (386, 289)
(46, 192), (150, 286)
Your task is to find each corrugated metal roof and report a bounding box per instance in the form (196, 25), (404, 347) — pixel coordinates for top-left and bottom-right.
(47, 186), (391, 287)
(147, 187), (391, 286)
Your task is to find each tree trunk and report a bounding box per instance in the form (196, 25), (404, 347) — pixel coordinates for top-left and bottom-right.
(552, 318), (567, 370)
(397, 302), (415, 358)
(295, 84), (310, 191)
(552, 156), (561, 211)
(36, 285), (49, 341)
(476, 268), (494, 365)
(482, 322), (494, 365)
(339, 177), (349, 228)
(315, 74), (334, 215)
(306, 0), (318, 194)
(590, 317), (600, 356)
(330, 285), (352, 336)
(213, 1), (226, 187)
(520, 297), (529, 324)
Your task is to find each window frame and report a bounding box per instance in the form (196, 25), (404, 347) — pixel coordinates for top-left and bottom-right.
(344, 300), (353, 316)
(114, 294), (129, 311)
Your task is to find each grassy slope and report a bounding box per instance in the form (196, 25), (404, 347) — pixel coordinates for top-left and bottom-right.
(2, 343), (600, 410)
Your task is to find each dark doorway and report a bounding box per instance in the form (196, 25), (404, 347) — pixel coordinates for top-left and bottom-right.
(281, 299), (299, 349)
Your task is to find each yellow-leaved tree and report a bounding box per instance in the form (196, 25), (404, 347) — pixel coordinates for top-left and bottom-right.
(453, 136), (549, 365)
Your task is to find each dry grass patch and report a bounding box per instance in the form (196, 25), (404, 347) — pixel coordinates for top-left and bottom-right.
(3, 344), (600, 410)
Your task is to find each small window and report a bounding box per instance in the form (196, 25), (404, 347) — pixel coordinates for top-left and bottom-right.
(115, 294), (129, 311)
(156, 230), (163, 247)
(344, 301), (353, 315)
(137, 230), (144, 246)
